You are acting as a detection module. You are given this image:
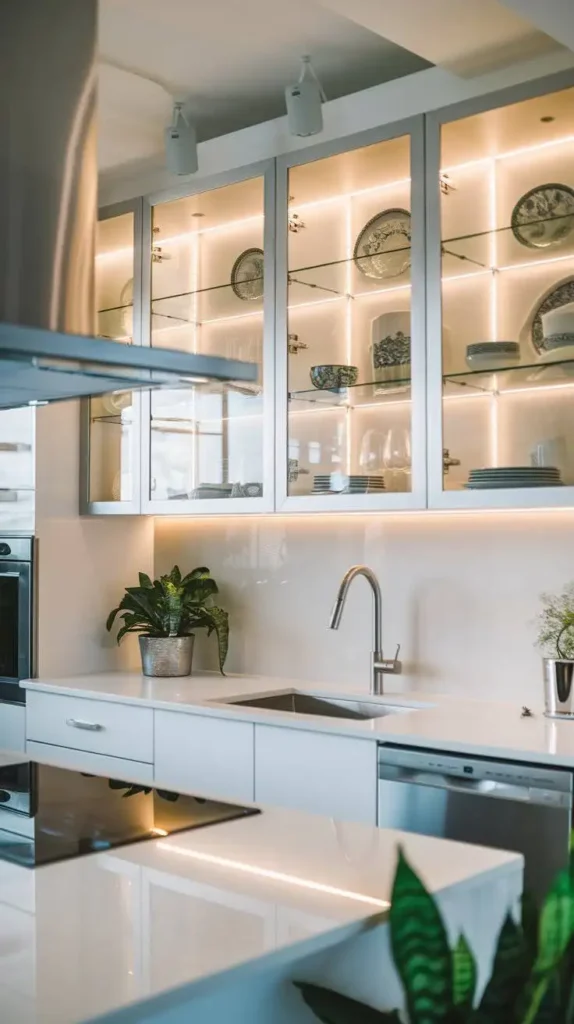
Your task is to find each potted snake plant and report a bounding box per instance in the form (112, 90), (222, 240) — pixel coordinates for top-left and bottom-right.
(536, 584), (574, 718)
(106, 565), (228, 678)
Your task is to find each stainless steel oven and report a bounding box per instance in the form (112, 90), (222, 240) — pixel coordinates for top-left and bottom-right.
(378, 744), (574, 903)
(0, 537), (35, 704)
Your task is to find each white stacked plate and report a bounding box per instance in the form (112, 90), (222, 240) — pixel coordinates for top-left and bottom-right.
(313, 474), (386, 494)
(465, 467), (563, 489)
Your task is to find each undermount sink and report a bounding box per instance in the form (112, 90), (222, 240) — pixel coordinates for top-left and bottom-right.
(220, 690), (414, 721)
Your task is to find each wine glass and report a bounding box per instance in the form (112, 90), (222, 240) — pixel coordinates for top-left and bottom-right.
(382, 428), (411, 491)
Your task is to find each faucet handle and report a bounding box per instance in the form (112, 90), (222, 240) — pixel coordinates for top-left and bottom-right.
(374, 644), (402, 675)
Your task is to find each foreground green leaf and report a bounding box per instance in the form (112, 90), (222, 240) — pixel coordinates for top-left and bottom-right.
(453, 934), (476, 1010)
(473, 915), (528, 1024)
(389, 848), (454, 1022)
(295, 982), (401, 1023)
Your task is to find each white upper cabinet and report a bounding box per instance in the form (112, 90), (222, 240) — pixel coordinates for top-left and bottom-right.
(426, 74), (574, 509)
(81, 198), (143, 515)
(84, 71), (574, 516)
(275, 120), (427, 512)
(141, 163), (276, 516)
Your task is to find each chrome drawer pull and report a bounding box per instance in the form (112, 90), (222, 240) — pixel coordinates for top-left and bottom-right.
(65, 718), (104, 732)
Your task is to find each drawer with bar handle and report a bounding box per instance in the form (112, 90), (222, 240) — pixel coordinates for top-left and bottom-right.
(26, 690), (153, 763)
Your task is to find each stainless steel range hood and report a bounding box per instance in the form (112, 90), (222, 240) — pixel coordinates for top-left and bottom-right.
(0, 0), (257, 410)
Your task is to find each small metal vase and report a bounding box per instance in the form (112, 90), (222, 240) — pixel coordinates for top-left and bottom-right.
(139, 635), (194, 678)
(543, 658), (574, 718)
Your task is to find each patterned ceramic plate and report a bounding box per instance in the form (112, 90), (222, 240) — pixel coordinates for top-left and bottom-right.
(354, 209), (411, 280)
(511, 183), (574, 250)
(231, 248), (264, 301)
(531, 278), (574, 353)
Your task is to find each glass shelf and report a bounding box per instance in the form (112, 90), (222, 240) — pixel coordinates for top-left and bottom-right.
(290, 357), (574, 409)
(289, 378), (411, 406)
(444, 357), (574, 395)
(442, 214), (574, 251)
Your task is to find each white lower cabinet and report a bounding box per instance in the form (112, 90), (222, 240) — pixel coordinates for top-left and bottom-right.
(26, 741), (154, 783)
(154, 711), (255, 803)
(254, 725), (377, 824)
(26, 691), (153, 762)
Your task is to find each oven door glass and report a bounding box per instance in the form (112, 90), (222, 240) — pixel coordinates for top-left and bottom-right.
(0, 563), (31, 696)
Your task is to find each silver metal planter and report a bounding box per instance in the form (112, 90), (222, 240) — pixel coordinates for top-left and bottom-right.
(139, 635), (194, 678)
(543, 658), (574, 718)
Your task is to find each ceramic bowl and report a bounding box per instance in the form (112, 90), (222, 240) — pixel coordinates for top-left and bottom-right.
(465, 342), (520, 371)
(309, 365), (359, 390)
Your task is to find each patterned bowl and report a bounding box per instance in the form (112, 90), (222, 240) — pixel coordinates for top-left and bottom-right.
(310, 365), (359, 390)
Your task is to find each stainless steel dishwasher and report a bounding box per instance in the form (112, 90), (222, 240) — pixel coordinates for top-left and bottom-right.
(378, 744), (573, 902)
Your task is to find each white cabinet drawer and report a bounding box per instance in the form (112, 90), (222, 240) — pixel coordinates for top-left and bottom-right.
(26, 691), (153, 763)
(155, 711), (254, 803)
(254, 725), (377, 824)
(26, 740), (154, 783)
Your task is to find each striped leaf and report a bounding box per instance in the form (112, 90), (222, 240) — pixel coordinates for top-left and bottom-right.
(389, 848), (454, 1023)
(474, 915), (528, 1023)
(453, 934), (476, 1010)
(294, 982), (401, 1023)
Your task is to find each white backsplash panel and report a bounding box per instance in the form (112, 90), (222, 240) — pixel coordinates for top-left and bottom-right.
(154, 512), (574, 705)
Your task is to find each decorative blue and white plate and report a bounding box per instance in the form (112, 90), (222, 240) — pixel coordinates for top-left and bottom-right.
(354, 209), (411, 280)
(511, 183), (574, 250)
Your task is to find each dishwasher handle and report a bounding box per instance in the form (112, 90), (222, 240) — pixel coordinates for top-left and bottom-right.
(378, 764), (563, 805)
(384, 767), (498, 795)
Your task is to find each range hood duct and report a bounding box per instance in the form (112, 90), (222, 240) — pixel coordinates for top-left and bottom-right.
(0, 0), (256, 410)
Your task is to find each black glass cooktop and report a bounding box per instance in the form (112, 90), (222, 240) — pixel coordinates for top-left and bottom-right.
(0, 760), (259, 868)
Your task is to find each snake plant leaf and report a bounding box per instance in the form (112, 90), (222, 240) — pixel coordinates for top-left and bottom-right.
(521, 873), (574, 1024)
(199, 606), (229, 673)
(138, 572), (153, 589)
(473, 914), (529, 1024)
(294, 982), (401, 1023)
(521, 892), (540, 969)
(453, 934), (476, 1010)
(183, 577), (218, 605)
(181, 566), (211, 586)
(389, 848), (454, 1023)
(534, 867), (574, 974)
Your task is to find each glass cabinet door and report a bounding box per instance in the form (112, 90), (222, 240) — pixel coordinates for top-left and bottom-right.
(143, 165), (274, 513)
(277, 122), (426, 510)
(81, 200), (142, 513)
(428, 78), (574, 508)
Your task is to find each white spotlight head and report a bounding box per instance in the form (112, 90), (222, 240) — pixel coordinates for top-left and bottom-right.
(165, 102), (198, 176)
(285, 56), (326, 138)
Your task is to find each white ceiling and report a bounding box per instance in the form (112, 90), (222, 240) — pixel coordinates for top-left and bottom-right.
(97, 0), (572, 174)
(97, 0), (430, 170)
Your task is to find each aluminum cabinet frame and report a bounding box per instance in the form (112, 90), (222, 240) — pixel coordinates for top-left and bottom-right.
(80, 196), (144, 515)
(274, 116), (428, 513)
(140, 160), (276, 516)
(426, 67), (574, 511)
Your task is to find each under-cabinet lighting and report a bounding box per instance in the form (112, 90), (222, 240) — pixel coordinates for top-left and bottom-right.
(96, 245), (133, 262)
(442, 132), (574, 176)
(489, 164), (497, 342)
(292, 177), (411, 214)
(156, 842), (390, 908)
(498, 252), (574, 273)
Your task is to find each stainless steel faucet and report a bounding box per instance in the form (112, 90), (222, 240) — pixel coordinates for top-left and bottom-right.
(328, 565), (402, 696)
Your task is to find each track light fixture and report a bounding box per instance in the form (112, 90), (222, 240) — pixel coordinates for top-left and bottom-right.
(165, 101), (198, 176)
(285, 55), (326, 138)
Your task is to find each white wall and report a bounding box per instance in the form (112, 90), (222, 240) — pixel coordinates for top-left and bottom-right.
(154, 511), (574, 706)
(35, 403), (153, 676)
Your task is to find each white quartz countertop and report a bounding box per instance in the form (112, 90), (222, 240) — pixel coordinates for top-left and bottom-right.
(0, 749), (521, 1024)
(21, 671), (574, 769)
